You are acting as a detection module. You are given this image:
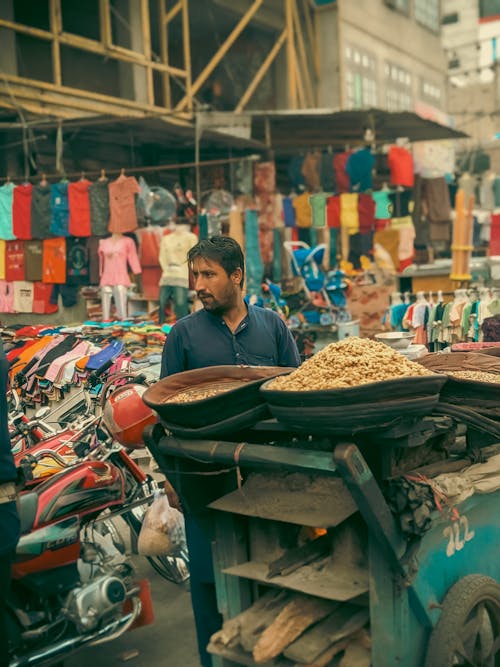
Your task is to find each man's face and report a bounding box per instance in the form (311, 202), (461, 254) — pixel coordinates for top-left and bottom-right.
(191, 257), (241, 315)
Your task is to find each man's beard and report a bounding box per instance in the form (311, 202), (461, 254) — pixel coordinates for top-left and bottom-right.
(198, 286), (235, 315)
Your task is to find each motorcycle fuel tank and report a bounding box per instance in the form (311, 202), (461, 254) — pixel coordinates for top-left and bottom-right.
(34, 460), (125, 527)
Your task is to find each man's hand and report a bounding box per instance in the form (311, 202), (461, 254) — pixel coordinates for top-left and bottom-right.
(164, 477), (182, 512)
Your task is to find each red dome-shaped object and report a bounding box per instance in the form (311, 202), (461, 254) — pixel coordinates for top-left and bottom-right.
(103, 384), (157, 448)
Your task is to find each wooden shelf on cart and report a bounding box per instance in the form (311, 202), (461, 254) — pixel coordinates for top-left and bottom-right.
(223, 559), (368, 602)
(209, 472), (356, 528)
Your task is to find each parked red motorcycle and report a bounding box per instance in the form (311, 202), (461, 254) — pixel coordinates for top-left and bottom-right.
(7, 456), (154, 666)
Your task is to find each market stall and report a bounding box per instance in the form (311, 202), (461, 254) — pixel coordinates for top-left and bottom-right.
(143, 337), (500, 667)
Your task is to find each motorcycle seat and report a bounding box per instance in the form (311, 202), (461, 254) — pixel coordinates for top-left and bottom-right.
(18, 491), (38, 534)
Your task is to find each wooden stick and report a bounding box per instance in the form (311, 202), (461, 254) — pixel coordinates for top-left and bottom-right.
(181, 0), (193, 112)
(0, 73), (192, 117)
(0, 18), (187, 77)
(159, 0), (171, 109)
(140, 0), (154, 106)
(99, 0), (111, 46)
(286, 0), (297, 109)
(302, 0), (319, 80)
(175, 0), (264, 110)
(165, 1), (182, 24)
(292, 0), (314, 107)
(235, 29), (287, 113)
(49, 0), (62, 86)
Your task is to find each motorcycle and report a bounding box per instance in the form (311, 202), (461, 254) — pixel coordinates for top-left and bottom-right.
(11, 399), (189, 586)
(7, 456), (154, 667)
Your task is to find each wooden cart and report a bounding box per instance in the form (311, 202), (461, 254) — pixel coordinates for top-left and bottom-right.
(145, 415), (500, 667)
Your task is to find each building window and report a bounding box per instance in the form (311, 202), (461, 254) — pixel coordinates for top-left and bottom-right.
(480, 0), (500, 19)
(384, 63), (412, 111)
(415, 0), (440, 32)
(345, 45), (377, 109)
(384, 0), (410, 12)
(441, 11), (459, 25)
(420, 79), (442, 107)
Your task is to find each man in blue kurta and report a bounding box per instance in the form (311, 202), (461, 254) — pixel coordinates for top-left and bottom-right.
(160, 236), (300, 667)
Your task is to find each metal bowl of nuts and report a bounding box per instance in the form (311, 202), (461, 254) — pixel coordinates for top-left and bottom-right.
(374, 332), (415, 350)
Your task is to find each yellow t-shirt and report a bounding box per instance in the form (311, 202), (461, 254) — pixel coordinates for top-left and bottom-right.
(292, 192), (313, 228)
(340, 193), (359, 235)
(0, 240), (5, 280)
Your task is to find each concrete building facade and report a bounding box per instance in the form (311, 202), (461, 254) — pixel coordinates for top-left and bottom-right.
(441, 0), (500, 168)
(316, 0), (447, 119)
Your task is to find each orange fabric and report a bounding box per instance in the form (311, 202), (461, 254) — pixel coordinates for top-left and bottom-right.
(108, 175), (140, 233)
(42, 237), (67, 284)
(388, 145), (414, 187)
(9, 336), (53, 379)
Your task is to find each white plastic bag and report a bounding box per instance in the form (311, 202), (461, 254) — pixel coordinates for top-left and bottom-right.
(137, 493), (186, 557)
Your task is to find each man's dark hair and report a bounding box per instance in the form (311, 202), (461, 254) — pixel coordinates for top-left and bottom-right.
(188, 236), (245, 288)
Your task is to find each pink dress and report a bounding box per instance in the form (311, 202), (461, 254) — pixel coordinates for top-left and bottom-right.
(98, 236), (141, 287)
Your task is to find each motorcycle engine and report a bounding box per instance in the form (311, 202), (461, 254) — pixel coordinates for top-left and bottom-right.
(63, 574), (127, 632)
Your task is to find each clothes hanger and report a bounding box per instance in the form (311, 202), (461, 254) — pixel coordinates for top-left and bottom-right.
(118, 168), (126, 180)
(80, 171), (86, 181)
(98, 168), (107, 182)
(40, 173), (48, 187)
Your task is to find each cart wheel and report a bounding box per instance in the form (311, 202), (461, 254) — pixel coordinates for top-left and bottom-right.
(425, 575), (500, 667)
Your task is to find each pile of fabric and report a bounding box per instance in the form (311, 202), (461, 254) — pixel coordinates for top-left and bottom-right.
(2, 321), (166, 404)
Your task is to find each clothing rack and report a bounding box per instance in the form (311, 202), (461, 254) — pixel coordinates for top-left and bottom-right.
(0, 154), (261, 184)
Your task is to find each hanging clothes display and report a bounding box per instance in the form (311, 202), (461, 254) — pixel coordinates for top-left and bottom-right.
(108, 174), (140, 233)
(31, 183), (51, 239)
(292, 192), (313, 228)
(346, 147), (374, 192)
(68, 179), (92, 237)
(23, 241), (43, 282)
(42, 237), (67, 284)
(89, 178), (110, 236)
(310, 193), (328, 228)
(450, 189), (474, 281)
(12, 183), (32, 240)
(0, 182), (16, 240)
(388, 145), (414, 187)
(333, 151), (352, 193)
(301, 151), (321, 191)
(49, 181), (70, 237)
(244, 208), (263, 299)
(5, 241), (25, 282)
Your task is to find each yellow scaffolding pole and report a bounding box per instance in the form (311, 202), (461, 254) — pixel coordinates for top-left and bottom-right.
(175, 0), (264, 111)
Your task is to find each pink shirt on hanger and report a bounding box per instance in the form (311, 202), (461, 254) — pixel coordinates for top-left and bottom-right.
(108, 175), (140, 233)
(98, 235), (142, 287)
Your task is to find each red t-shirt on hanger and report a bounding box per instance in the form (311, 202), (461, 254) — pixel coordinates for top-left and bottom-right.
(5, 241), (25, 281)
(388, 145), (414, 187)
(68, 179), (92, 237)
(12, 183), (33, 240)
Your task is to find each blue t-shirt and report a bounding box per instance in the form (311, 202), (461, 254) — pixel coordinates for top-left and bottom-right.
(346, 148), (374, 192)
(0, 182), (16, 240)
(282, 197), (296, 228)
(50, 181), (70, 236)
(372, 190), (392, 219)
(161, 305), (301, 377)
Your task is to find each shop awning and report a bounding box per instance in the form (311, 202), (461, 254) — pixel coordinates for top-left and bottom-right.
(248, 108), (469, 150)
